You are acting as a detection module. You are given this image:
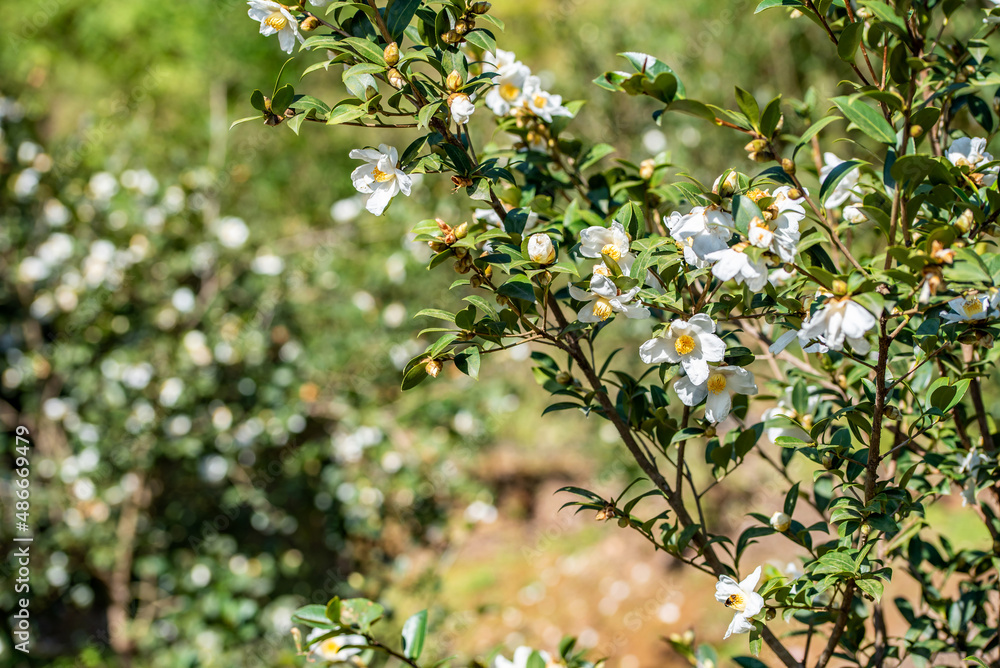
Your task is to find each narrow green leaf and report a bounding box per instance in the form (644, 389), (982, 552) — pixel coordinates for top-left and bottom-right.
(831, 95), (896, 144)
(401, 610), (428, 660)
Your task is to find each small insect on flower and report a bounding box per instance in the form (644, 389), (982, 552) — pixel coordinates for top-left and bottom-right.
(714, 566), (765, 639)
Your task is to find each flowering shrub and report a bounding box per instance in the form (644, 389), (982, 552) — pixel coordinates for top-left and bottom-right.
(238, 1), (1000, 666)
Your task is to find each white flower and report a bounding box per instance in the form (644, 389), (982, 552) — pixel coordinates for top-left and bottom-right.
(797, 296), (877, 354)
(705, 246), (769, 291)
(667, 206), (734, 268)
(483, 49), (532, 117)
(942, 294), (997, 324)
(639, 314), (726, 384)
(768, 267), (796, 286)
(762, 385), (819, 445)
(715, 566), (765, 639)
(527, 233), (556, 264)
(349, 144), (412, 216)
(957, 448), (986, 507)
(492, 647), (563, 668)
(674, 365), (757, 424)
(306, 629), (366, 664)
(770, 511), (791, 532)
(843, 205), (866, 224)
(819, 152), (860, 208)
(247, 0), (304, 54)
(579, 221), (631, 264)
(213, 216), (250, 248)
(449, 93), (475, 125)
(521, 76), (573, 123)
(568, 271), (649, 323)
(946, 137), (998, 186)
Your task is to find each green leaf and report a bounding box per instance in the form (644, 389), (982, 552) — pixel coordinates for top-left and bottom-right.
(819, 160), (864, 205)
(831, 95), (897, 144)
(837, 21), (865, 62)
(401, 610), (428, 660)
(732, 195), (764, 236)
(325, 598), (342, 624)
(417, 100), (444, 129)
(271, 84), (295, 115)
(293, 604), (337, 628)
(754, 0), (804, 12)
(784, 482), (800, 516)
(339, 598), (384, 633)
(250, 89), (267, 111)
(497, 275), (537, 302)
(856, 578), (884, 602)
(230, 115), (262, 131)
(401, 356), (430, 391)
(386, 0), (421, 41)
(454, 347), (481, 380)
(794, 115), (841, 155)
(759, 96), (782, 138)
(327, 105), (369, 125)
(463, 29), (496, 55)
(414, 309), (456, 322)
(734, 87), (760, 129)
(343, 36), (387, 65)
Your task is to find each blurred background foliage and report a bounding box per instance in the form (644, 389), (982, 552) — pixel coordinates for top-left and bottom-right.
(2, 1), (989, 667)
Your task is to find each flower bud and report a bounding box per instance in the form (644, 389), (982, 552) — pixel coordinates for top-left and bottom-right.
(446, 69), (463, 92)
(765, 608), (777, 621)
(639, 158), (655, 180)
(703, 425), (717, 438)
(713, 170), (738, 197)
(470, 275), (483, 288)
(441, 30), (462, 44)
(444, 232), (457, 245)
(822, 452), (839, 470)
(455, 18), (472, 35)
(832, 279), (848, 296)
(786, 188), (802, 200)
(909, 125), (923, 138)
(455, 222), (468, 239)
(883, 405), (902, 420)
(555, 370), (573, 385)
(955, 208), (974, 234)
(528, 233), (556, 264)
(860, 522), (871, 536)
(436, 218), (453, 233)
(977, 330), (995, 348)
(471, 1), (491, 13)
(387, 68), (405, 89)
(770, 511), (791, 532)
(300, 16), (320, 31)
(425, 359), (442, 377)
(781, 157), (796, 175)
(383, 42), (400, 66)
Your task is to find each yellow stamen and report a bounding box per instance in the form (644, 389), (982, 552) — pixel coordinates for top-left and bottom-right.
(319, 639), (342, 655)
(746, 188), (769, 203)
(601, 243), (621, 261)
(264, 10), (289, 31)
(963, 297), (984, 317)
(707, 373), (727, 394)
(593, 265), (612, 277)
(500, 83), (521, 101)
(593, 298), (613, 321)
(371, 167), (394, 183)
(533, 95), (547, 108)
(725, 593), (746, 611)
(674, 334), (696, 356)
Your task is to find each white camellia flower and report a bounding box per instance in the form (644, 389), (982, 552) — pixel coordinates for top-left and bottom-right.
(527, 233), (556, 264)
(667, 206), (734, 268)
(705, 245), (769, 291)
(449, 93), (476, 125)
(247, 0), (304, 54)
(483, 49), (532, 116)
(797, 296), (877, 354)
(763, 385), (820, 445)
(674, 365), (757, 424)
(639, 314), (726, 384)
(819, 152), (860, 208)
(492, 647), (564, 668)
(349, 144), (412, 216)
(770, 511), (791, 532)
(579, 221), (633, 269)
(568, 271), (649, 323)
(957, 448), (986, 507)
(521, 76), (573, 123)
(942, 294), (998, 324)
(715, 566), (765, 639)
(843, 204), (867, 224)
(946, 137), (998, 186)
(306, 629), (366, 664)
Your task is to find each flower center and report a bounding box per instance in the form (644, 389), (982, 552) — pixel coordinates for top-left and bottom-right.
(371, 167), (394, 183)
(601, 243), (621, 260)
(500, 83), (521, 101)
(593, 298), (613, 321)
(319, 639), (342, 655)
(963, 297), (984, 317)
(724, 593), (747, 612)
(533, 94), (547, 108)
(593, 265), (612, 277)
(707, 373), (727, 394)
(675, 334), (696, 355)
(746, 188), (769, 203)
(264, 11), (288, 30)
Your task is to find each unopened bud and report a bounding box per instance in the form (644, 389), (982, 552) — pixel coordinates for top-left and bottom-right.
(832, 279), (848, 296)
(428, 240), (447, 252)
(387, 68), (405, 89)
(446, 69), (463, 92)
(425, 359), (442, 377)
(383, 42), (400, 66)
(860, 522), (871, 536)
(955, 208), (974, 234)
(436, 218), (452, 233)
(444, 232), (457, 245)
(713, 170), (738, 197)
(745, 139), (769, 154)
(909, 125), (923, 138)
(455, 18), (472, 35)
(883, 405), (902, 420)
(291, 627), (303, 654)
(781, 157), (796, 175)
(787, 188), (802, 200)
(822, 452), (839, 470)
(703, 425), (717, 438)
(528, 233), (556, 264)
(300, 16), (321, 31)
(470, 275), (483, 288)
(441, 30), (462, 44)
(770, 511), (791, 532)
(977, 330), (995, 348)
(640, 158), (655, 180)
(455, 222), (468, 239)
(555, 371), (573, 385)
(765, 608), (777, 621)
(471, 1), (491, 13)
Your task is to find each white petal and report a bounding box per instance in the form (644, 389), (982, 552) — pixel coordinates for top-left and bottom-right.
(744, 592), (765, 618)
(688, 313), (716, 333)
(740, 565), (762, 592)
(769, 329), (798, 354)
(674, 376), (707, 407)
(725, 612), (754, 639)
(704, 391), (732, 424)
(699, 333), (726, 362)
(639, 338), (673, 364)
(365, 183), (396, 216)
(397, 172), (412, 196)
(683, 358), (711, 385)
